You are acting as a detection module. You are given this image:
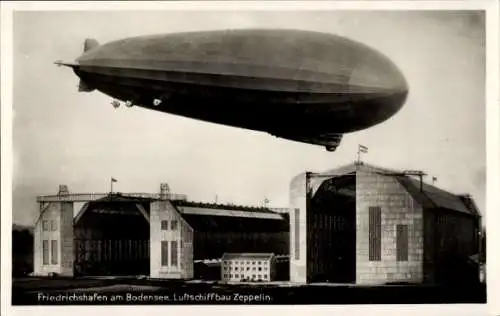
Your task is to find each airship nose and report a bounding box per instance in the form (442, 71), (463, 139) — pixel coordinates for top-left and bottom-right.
(348, 49), (408, 94)
(345, 47), (408, 128)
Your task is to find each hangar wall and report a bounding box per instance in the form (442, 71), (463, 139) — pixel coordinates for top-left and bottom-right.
(60, 202), (75, 275)
(356, 171), (423, 285)
(289, 173), (308, 283)
(150, 201), (194, 279)
(424, 209), (480, 284)
(34, 202), (74, 276)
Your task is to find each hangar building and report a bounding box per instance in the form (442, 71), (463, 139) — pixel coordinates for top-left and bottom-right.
(33, 185), (289, 278)
(290, 162), (482, 285)
(33, 162), (481, 285)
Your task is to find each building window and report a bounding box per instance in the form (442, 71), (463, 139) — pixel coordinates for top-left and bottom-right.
(171, 220), (178, 230)
(161, 241), (168, 266)
(51, 240), (58, 264)
(42, 220), (49, 231)
(42, 240), (49, 265)
(252, 267), (256, 271)
(396, 224), (409, 261)
(50, 220), (57, 231)
(294, 208), (300, 260)
(369, 206), (382, 261)
(246, 267), (250, 271)
(161, 220), (168, 230)
(258, 267), (262, 271)
(171, 241), (178, 267)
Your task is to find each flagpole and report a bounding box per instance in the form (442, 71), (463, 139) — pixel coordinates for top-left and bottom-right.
(357, 145), (368, 164)
(110, 177), (113, 194)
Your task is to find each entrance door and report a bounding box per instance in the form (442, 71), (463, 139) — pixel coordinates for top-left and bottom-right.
(74, 201), (150, 276)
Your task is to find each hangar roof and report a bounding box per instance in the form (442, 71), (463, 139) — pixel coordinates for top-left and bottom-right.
(72, 195), (289, 231)
(171, 200), (289, 232)
(173, 200), (279, 214)
(395, 176), (478, 215)
(313, 162), (480, 216)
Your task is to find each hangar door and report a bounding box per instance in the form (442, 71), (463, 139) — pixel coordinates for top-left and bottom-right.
(308, 174), (356, 283)
(73, 199), (150, 276)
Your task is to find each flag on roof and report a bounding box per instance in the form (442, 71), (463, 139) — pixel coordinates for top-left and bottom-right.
(359, 145), (368, 153)
(111, 177), (118, 182)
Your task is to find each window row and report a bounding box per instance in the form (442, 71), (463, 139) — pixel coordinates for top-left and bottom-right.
(161, 240), (180, 267)
(42, 239), (58, 265)
(224, 274), (268, 279)
(223, 266), (267, 271)
(223, 260), (268, 265)
(369, 206), (408, 262)
(42, 220), (58, 231)
(160, 220), (178, 231)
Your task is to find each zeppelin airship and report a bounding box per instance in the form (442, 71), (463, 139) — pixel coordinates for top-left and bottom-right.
(56, 29), (408, 151)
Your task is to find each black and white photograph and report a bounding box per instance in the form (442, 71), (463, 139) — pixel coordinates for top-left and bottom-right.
(1, 0), (498, 313)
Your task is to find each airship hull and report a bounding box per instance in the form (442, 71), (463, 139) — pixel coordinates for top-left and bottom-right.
(65, 29), (409, 150)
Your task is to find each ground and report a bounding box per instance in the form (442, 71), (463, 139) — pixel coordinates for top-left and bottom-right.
(12, 277), (486, 305)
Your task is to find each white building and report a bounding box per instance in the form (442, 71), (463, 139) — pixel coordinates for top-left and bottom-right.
(221, 253), (276, 282)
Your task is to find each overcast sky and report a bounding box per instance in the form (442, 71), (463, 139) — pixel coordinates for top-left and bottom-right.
(12, 10), (485, 226)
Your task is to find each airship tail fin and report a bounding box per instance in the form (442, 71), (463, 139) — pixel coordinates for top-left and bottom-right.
(83, 38), (100, 52)
(77, 39), (99, 92)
